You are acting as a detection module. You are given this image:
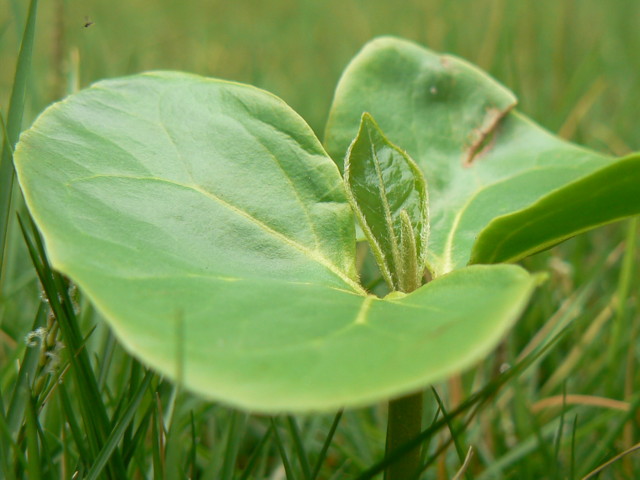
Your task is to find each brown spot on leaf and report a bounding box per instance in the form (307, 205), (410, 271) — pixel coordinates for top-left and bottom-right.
(462, 103), (516, 167)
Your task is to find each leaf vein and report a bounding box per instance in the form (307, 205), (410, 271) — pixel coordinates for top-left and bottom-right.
(67, 174), (365, 294)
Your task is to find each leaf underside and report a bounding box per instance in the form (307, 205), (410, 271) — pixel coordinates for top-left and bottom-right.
(324, 36), (640, 276)
(15, 72), (537, 412)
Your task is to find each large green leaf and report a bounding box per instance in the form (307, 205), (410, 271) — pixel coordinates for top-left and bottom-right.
(15, 72), (537, 412)
(325, 36), (640, 277)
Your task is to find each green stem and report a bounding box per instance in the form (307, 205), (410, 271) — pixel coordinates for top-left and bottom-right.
(384, 212), (425, 479)
(384, 391), (424, 480)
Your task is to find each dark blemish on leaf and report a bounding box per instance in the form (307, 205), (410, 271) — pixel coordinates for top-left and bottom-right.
(462, 104), (515, 167)
(470, 122), (498, 163)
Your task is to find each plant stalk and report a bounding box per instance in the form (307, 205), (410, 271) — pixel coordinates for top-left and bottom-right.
(384, 216), (425, 479)
(384, 391), (424, 480)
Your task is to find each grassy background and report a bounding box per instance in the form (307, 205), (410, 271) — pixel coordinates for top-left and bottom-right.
(1, 0), (639, 478)
(2, 0), (639, 148)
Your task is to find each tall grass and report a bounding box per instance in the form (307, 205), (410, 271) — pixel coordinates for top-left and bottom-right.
(1, 0), (638, 478)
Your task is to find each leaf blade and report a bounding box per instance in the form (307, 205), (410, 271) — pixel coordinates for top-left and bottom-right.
(470, 153), (640, 265)
(324, 36), (638, 275)
(344, 113), (428, 290)
(17, 73), (362, 292)
(74, 264), (536, 411)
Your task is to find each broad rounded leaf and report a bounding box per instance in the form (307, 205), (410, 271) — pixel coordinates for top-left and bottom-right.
(15, 72), (537, 412)
(325, 36), (640, 276)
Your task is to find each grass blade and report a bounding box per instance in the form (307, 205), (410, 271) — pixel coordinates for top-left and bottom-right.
(0, 0), (38, 281)
(58, 382), (90, 467)
(18, 214), (128, 477)
(4, 304), (46, 437)
(452, 447), (474, 480)
(164, 398), (187, 479)
(188, 411), (197, 479)
(287, 416), (312, 480)
(311, 411), (343, 480)
(84, 371), (153, 480)
(24, 394), (42, 480)
(271, 417), (296, 480)
(0, 393), (27, 479)
(607, 217), (637, 371)
(122, 402), (154, 466)
(96, 331), (117, 390)
(220, 410), (248, 480)
(579, 394), (640, 476)
(238, 427), (273, 480)
(581, 441), (640, 480)
(151, 401), (164, 480)
(570, 415), (578, 480)
(552, 387), (568, 479)
(33, 403), (54, 480)
(431, 387), (471, 480)
(476, 409), (615, 480)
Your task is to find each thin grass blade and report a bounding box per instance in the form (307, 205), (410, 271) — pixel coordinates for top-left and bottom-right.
(58, 382), (90, 467)
(287, 416), (312, 480)
(451, 447), (474, 480)
(607, 218), (637, 370)
(122, 402), (154, 466)
(311, 410), (343, 480)
(0, 402), (27, 478)
(4, 304), (45, 437)
(552, 387), (568, 479)
(581, 441), (640, 480)
(220, 410), (248, 480)
(580, 394), (640, 476)
(570, 415), (578, 480)
(431, 387), (471, 480)
(84, 371), (153, 480)
(151, 403), (164, 480)
(271, 417), (296, 480)
(24, 394), (42, 480)
(18, 214), (128, 477)
(238, 427), (273, 480)
(188, 412), (197, 479)
(0, 0), (38, 281)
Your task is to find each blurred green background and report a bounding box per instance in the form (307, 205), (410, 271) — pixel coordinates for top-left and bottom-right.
(1, 1), (640, 477)
(1, 0), (639, 153)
